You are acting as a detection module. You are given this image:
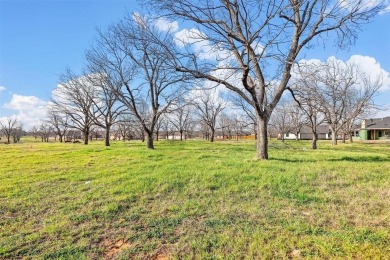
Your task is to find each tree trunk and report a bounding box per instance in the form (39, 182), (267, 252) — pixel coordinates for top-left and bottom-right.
(349, 134), (353, 143)
(180, 130), (183, 141)
(210, 129), (215, 142)
(84, 130), (89, 145)
(311, 131), (318, 149)
(105, 126), (111, 146)
(256, 116), (268, 160)
(146, 131), (154, 149)
(331, 128), (337, 145)
(342, 133), (346, 143)
(156, 131), (159, 141)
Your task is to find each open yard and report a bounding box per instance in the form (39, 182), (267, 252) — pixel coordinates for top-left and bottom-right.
(0, 139), (389, 259)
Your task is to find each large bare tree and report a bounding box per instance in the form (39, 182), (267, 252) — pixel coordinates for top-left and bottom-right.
(52, 69), (97, 145)
(145, 0), (384, 159)
(84, 73), (125, 146)
(87, 15), (185, 149)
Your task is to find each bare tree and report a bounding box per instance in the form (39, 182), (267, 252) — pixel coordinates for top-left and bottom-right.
(84, 73), (125, 146)
(160, 115), (174, 140)
(287, 102), (306, 141)
(289, 81), (324, 149)
(154, 115), (165, 141)
(116, 117), (133, 141)
(46, 107), (69, 143)
(52, 69), (97, 145)
(193, 90), (226, 142)
(169, 101), (193, 141)
(30, 126), (40, 140)
(39, 123), (52, 142)
(218, 112), (232, 139)
(340, 75), (381, 142)
(146, 0), (384, 159)
(269, 102), (292, 142)
(293, 58), (381, 145)
(87, 15), (185, 149)
(232, 95), (257, 139)
(12, 124), (24, 143)
(230, 113), (250, 141)
(0, 117), (17, 144)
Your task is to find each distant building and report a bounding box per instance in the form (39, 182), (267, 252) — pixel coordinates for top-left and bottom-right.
(359, 117), (390, 140)
(279, 125), (332, 140)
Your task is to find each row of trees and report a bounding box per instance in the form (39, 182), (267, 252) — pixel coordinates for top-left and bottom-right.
(40, 0), (385, 159)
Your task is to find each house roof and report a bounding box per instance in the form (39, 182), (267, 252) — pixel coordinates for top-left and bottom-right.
(300, 125), (330, 134)
(363, 117), (390, 130)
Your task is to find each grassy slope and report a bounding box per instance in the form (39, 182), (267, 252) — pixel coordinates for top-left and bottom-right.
(0, 139), (389, 259)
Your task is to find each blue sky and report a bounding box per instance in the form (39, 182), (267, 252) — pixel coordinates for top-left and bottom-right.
(0, 0), (389, 127)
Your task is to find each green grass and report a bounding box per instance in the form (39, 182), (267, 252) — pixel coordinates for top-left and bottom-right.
(0, 138), (389, 259)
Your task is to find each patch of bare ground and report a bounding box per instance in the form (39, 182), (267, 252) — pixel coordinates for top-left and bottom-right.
(103, 238), (132, 259)
(287, 249), (301, 258)
(153, 252), (171, 260)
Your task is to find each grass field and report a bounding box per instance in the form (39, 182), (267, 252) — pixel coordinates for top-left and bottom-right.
(0, 138), (389, 259)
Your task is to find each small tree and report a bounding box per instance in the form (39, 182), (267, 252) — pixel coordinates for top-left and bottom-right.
(269, 102), (292, 142)
(47, 107), (69, 142)
(193, 90), (226, 142)
(39, 123), (52, 142)
(169, 101), (193, 141)
(0, 117), (17, 144)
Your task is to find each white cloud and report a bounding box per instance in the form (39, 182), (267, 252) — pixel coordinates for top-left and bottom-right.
(293, 55), (390, 92)
(2, 94), (48, 128)
(338, 0), (390, 14)
(174, 28), (231, 60)
(4, 94), (47, 110)
(348, 55), (390, 91)
(155, 17), (179, 32)
(0, 86), (6, 94)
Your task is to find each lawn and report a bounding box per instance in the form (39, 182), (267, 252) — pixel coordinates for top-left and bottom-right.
(0, 138), (389, 259)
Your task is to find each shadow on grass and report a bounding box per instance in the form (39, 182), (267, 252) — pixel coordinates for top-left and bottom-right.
(270, 156), (390, 163)
(269, 158), (317, 163)
(328, 156), (390, 162)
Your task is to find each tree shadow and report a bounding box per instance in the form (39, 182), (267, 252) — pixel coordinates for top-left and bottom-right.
(328, 156), (390, 162)
(269, 158), (317, 163)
